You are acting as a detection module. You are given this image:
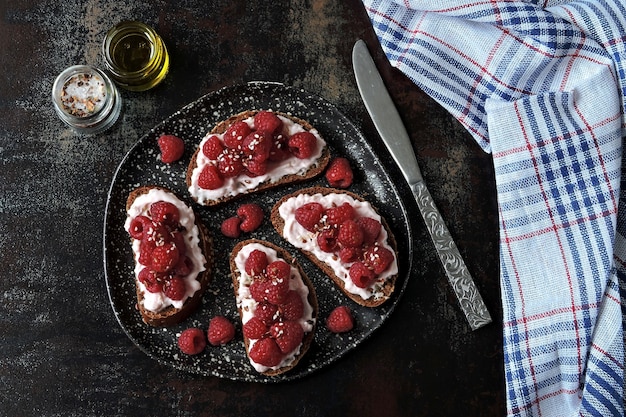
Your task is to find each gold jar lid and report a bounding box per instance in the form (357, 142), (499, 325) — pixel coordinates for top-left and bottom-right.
(102, 21), (169, 91)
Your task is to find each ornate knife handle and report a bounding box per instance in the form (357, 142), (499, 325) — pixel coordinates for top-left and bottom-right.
(411, 181), (492, 330)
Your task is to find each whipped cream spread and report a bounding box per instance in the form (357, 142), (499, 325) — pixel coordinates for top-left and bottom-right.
(278, 192), (398, 301)
(234, 242), (315, 373)
(124, 188), (207, 312)
(188, 114), (326, 205)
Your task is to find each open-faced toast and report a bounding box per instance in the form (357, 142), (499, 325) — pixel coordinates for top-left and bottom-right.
(271, 187), (398, 307)
(186, 110), (330, 206)
(124, 185), (213, 326)
(230, 239), (318, 376)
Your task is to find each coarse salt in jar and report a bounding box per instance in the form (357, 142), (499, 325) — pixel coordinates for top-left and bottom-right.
(51, 65), (122, 134)
(102, 21), (169, 91)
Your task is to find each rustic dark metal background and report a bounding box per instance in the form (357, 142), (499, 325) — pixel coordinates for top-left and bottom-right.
(0, 1), (504, 415)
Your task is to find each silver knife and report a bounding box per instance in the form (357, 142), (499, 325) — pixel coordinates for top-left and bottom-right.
(352, 39), (492, 330)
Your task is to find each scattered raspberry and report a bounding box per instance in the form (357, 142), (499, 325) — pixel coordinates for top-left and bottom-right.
(243, 316), (268, 340)
(128, 215), (152, 240)
(249, 337), (283, 367)
(158, 134), (185, 163)
(177, 328), (207, 355)
(337, 219), (364, 248)
(220, 216), (242, 238)
(217, 149), (244, 177)
(164, 276), (186, 301)
(270, 321), (304, 353)
(242, 131), (272, 162)
(245, 249), (268, 276)
(317, 229), (338, 252)
(288, 131), (317, 159)
(325, 202), (355, 226)
(150, 242), (180, 273)
(279, 290), (304, 321)
(224, 121), (252, 150)
(237, 203), (264, 233)
(202, 135), (223, 159)
(198, 165), (224, 190)
(326, 306), (355, 333)
(207, 316), (236, 346)
(364, 245), (395, 274)
(254, 111), (283, 135)
(349, 261), (376, 288)
(295, 202), (325, 232)
(325, 157), (353, 188)
(149, 201), (180, 227)
(356, 217), (382, 245)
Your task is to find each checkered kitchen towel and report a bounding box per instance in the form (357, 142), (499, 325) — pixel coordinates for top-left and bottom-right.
(362, 1), (625, 415)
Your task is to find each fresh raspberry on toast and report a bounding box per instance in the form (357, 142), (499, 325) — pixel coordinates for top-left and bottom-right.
(271, 187), (398, 307)
(186, 110), (330, 206)
(230, 239), (318, 376)
(124, 185), (213, 326)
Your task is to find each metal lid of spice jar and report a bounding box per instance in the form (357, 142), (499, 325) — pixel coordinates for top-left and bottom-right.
(102, 21), (169, 91)
(51, 65), (122, 134)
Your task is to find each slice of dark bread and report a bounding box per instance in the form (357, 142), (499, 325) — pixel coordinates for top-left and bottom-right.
(186, 110), (331, 206)
(126, 185), (213, 327)
(270, 187), (397, 307)
(230, 239), (318, 376)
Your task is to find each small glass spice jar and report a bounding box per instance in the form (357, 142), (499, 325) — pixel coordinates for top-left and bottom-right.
(51, 65), (122, 134)
(102, 21), (170, 91)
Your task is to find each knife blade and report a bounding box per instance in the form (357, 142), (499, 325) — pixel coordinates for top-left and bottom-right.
(352, 39), (492, 330)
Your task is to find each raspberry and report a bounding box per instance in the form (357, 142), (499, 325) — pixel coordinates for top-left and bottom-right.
(249, 337), (282, 367)
(254, 301), (279, 325)
(349, 261), (376, 288)
(173, 255), (193, 276)
(254, 111), (283, 135)
(325, 202), (355, 226)
(364, 245), (395, 274)
(150, 242), (180, 273)
(325, 157), (354, 188)
(138, 235), (156, 265)
(338, 246), (362, 263)
(288, 131), (317, 159)
(356, 217), (382, 245)
(252, 277), (290, 305)
(128, 215), (152, 239)
(164, 276), (186, 301)
(198, 165), (224, 190)
(244, 158), (268, 177)
(237, 203), (264, 233)
(220, 216), (242, 238)
(217, 148), (244, 177)
(270, 321), (304, 354)
(202, 135), (223, 159)
(224, 121), (252, 150)
(138, 268), (164, 293)
(268, 134), (290, 161)
(294, 202), (325, 232)
(338, 219), (364, 248)
(145, 222), (170, 245)
(265, 260), (291, 283)
(149, 201), (180, 227)
(177, 328), (206, 355)
(243, 316), (268, 340)
(245, 249), (268, 276)
(207, 316), (236, 346)
(279, 290), (304, 321)
(242, 131), (272, 162)
(317, 229), (338, 252)
(326, 306), (355, 333)
(170, 231), (187, 256)
(158, 134), (185, 163)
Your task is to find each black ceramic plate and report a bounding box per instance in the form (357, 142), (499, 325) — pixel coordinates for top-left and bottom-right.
(104, 81), (413, 382)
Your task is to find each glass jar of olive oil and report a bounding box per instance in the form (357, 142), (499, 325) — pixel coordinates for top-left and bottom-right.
(102, 21), (169, 91)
